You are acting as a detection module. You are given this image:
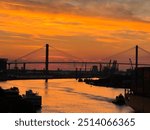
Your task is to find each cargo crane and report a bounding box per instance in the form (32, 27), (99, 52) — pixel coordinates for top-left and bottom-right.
(129, 58), (133, 70)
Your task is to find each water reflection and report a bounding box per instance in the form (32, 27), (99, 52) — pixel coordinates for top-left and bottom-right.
(0, 79), (134, 113)
(44, 82), (48, 95)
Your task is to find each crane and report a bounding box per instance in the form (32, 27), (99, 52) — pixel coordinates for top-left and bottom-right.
(129, 58), (133, 70)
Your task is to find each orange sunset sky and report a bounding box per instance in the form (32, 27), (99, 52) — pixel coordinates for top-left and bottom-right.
(0, 0), (150, 61)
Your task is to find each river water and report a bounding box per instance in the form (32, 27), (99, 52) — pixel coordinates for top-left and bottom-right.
(0, 79), (134, 113)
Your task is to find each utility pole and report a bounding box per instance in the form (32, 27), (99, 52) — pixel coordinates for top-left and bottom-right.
(45, 44), (49, 83)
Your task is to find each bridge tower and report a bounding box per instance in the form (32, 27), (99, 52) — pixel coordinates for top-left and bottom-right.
(135, 45), (138, 91)
(135, 45), (138, 69)
(45, 44), (49, 83)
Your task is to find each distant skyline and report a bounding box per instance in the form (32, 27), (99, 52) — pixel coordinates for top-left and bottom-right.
(0, 0), (150, 61)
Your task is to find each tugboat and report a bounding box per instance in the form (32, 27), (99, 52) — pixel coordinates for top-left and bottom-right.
(78, 78), (83, 82)
(112, 94), (126, 105)
(22, 90), (42, 109)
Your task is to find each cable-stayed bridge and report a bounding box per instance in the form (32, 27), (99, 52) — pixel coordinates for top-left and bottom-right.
(1, 44), (150, 82)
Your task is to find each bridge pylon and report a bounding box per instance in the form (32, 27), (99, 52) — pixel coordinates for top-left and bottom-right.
(45, 44), (49, 83)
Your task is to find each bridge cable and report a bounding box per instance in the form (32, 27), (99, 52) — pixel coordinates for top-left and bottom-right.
(101, 46), (135, 61)
(12, 46), (45, 62)
(138, 46), (150, 55)
(49, 45), (84, 62)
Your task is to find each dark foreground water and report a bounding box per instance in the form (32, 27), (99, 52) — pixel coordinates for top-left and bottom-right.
(0, 79), (134, 113)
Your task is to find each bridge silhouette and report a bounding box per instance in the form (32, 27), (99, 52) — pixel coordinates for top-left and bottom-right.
(3, 44), (150, 82)
(7, 44), (150, 67)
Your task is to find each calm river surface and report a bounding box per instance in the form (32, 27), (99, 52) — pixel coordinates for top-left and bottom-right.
(0, 79), (134, 113)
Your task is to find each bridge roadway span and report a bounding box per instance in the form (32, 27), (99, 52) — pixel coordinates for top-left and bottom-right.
(7, 61), (150, 66)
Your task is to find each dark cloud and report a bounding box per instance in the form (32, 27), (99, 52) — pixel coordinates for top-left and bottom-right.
(1, 0), (150, 22)
(0, 30), (32, 40)
(0, 30), (41, 46)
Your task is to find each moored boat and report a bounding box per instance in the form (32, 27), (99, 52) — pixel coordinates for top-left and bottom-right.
(22, 90), (42, 109)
